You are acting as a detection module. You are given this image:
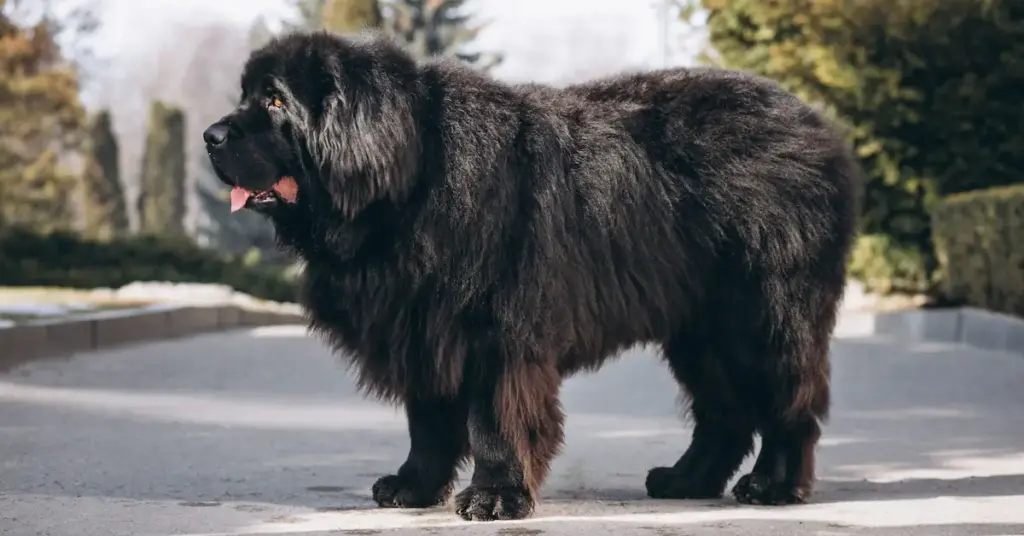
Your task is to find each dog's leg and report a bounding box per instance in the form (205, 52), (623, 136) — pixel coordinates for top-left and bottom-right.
(732, 274), (834, 505)
(372, 396), (469, 508)
(646, 332), (756, 499)
(454, 361), (563, 521)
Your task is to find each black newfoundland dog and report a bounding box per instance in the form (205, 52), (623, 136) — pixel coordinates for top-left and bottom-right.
(204, 30), (858, 522)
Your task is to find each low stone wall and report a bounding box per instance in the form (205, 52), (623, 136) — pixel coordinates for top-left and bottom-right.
(0, 304), (305, 372)
(834, 306), (1024, 356)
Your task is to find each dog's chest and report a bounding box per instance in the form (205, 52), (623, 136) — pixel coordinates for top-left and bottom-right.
(298, 260), (407, 338)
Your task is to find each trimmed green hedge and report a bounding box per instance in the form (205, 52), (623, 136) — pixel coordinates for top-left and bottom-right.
(0, 227), (299, 303)
(931, 184), (1024, 317)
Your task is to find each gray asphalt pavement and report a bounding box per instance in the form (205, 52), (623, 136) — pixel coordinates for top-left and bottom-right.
(2, 321), (1024, 536)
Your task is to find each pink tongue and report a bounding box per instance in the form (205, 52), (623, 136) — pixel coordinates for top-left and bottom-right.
(230, 187), (251, 213)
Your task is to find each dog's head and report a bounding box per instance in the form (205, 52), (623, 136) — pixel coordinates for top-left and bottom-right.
(203, 30), (422, 220)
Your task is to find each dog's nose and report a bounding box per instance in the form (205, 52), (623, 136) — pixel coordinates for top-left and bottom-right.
(203, 123), (230, 147)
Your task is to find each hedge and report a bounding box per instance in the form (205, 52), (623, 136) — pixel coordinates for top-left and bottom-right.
(931, 184), (1024, 317)
(0, 226), (300, 303)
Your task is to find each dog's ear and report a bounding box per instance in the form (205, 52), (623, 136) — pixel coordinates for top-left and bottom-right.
(306, 58), (421, 221)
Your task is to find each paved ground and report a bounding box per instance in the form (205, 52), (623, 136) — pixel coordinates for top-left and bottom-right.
(2, 321), (1024, 536)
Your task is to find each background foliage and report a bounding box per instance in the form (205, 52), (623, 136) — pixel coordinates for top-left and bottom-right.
(0, 7), (84, 231)
(697, 0), (1024, 295)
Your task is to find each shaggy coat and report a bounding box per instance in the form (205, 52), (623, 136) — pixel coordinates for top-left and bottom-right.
(203, 30), (859, 522)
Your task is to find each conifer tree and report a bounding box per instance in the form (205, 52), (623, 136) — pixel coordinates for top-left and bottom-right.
(137, 101), (186, 235)
(80, 109), (128, 239)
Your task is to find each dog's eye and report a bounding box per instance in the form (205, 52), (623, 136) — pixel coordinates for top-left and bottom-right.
(268, 96), (284, 109)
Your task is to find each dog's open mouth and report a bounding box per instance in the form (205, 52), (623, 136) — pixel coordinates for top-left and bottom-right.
(230, 176), (299, 213)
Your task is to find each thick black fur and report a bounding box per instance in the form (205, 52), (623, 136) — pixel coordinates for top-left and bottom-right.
(204, 30), (859, 521)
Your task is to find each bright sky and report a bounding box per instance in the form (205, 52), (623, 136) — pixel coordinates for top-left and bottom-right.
(87, 0), (292, 53)
(87, 0), (702, 84)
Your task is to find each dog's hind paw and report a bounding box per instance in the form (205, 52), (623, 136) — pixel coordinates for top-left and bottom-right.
(645, 466), (724, 500)
(731, 473), (810, 505)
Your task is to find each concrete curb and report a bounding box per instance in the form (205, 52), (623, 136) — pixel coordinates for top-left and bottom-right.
(834, 306), (1024, 356)
(0, 304), (305, 372)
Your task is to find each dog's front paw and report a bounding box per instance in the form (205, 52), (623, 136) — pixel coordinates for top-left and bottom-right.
(371, 474), (450, 509)
(453, 484), (534, 521)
